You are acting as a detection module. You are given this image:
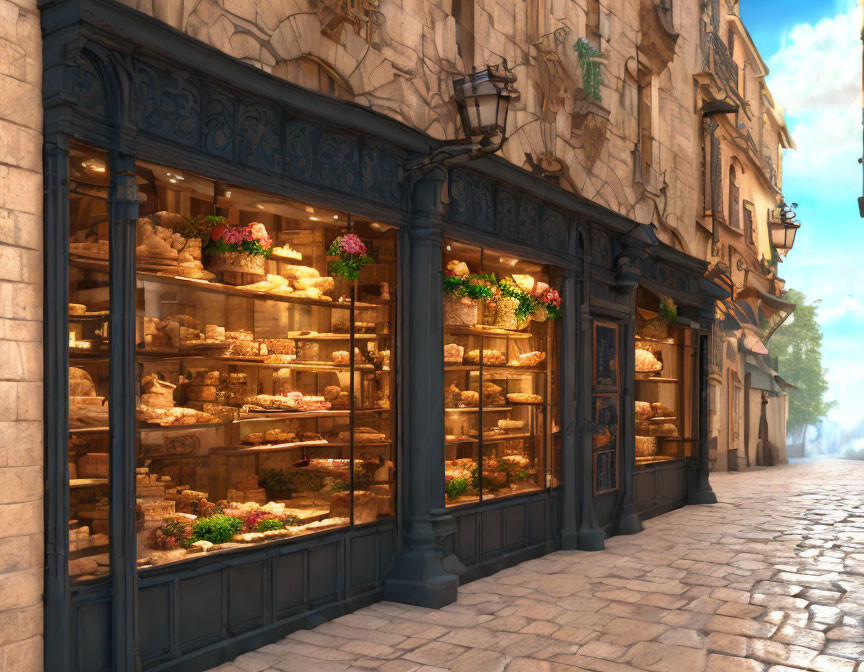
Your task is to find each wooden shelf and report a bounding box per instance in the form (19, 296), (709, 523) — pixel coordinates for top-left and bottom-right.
(216, 438), (392, 457)
(70, 256), (380, 310)
(444, 365), (545, 374)
(135, 350), (382, 372)
(69, 426), (110, 435)
(635, 377), (679, 384)
(135, 407), (390, 432)
(444, 325), (533, 340)
(70, 478), (109, 489)
(445, 406), (514, 413)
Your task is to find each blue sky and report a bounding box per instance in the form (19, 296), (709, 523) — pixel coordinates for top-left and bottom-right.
(740, 0), (862, 429)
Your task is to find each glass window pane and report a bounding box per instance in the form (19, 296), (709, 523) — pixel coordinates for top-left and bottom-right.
(68, 142), (112, 583)
(133, 162), (397, 569)
(443, 239), (561, 506)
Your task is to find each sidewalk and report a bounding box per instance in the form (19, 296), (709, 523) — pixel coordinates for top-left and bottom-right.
(210, 459), (864, 672)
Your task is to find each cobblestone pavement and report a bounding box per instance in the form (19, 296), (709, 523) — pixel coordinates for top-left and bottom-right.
(212, 459), (864, 672)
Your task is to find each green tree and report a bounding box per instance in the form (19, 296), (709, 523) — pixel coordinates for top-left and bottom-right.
(768, 289), (835, 450)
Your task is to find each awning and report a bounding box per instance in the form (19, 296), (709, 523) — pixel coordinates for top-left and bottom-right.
(774, 375), (798, 391)
(741, 326), (768, 355)
(745, 356), (786, 395)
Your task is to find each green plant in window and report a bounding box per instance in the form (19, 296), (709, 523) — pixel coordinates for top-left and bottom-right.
(445, 477), (469, 500)
(255, 517), (285, 532)
(191, 514), (244, 545)
(574, 38), (603, 102)
(658, 296), (678, 325)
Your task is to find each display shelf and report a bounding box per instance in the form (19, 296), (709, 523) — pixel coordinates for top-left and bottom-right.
(71, 256), (377, 310)
(69, 426), (110, 435)
(635, 336), (675, 346)
(70, 478), (109, 489)
(68, 311), (109, 321)
(445, 406), (514, 413)
(215, 438), (392, 457)
(134, 407), (390, 432)
(136, 350), (379, 371)
(444, 364), (545, 374)
(634, 377), (679, 384)
(648, 416), (678, 422)
(443, 325), (533, 339)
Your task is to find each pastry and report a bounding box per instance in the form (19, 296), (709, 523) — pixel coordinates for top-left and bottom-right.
(651, 402), (674, 417)
(205, 325), (225, 341)
(464, 349), (506, 365)
(497, 419), (525, 430)
(69, 303), (87, 315)
(460, 390), (479, 406)
(296, 342), (320, 361)
(650, 423), (678, 437)
(635, 401), (653, 419)
(243, 392), (303, 411)
(281, 265), (320, 279)
(443, 343), (464, 363)
(508, 351), (546, 368)
(297, 395), (331, 411)
(635, 348), (662, 372)
(507, 392), (543, 404)
(262, 339), (295, 355)
(270, 244), (302, 260)
(293, 276), (334, 293)
(69, 367), (97, 396)
(264, 354), (296, 364)
(331, 350), (350, 365)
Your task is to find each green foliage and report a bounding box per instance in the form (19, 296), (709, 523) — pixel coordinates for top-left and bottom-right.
(255, 517), (284, 532)
(259, 468), (292, 493)
(445, 477), (469, 500)
(206, 237), (272, 258)
(443, 273), (497, 300)
(498, 278), (539, 320)
(191, 514), (244, 544)
(574, 38), (603, 101)
(658, 296), (678, 325)
(768, 289), (836, 431)
(183, 214), (225, 242)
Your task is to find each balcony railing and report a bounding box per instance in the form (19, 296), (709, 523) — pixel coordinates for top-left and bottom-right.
(711, 32), (739, 94)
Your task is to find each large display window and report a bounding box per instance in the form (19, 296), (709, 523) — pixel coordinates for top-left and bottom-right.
(68, 142), (112, 582)
(441, 239), (562, 506)
(66, 148), (397, 579)
(633, 289), (697, 467)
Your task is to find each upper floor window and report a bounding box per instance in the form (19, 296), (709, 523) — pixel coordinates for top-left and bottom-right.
(452, 0), (475, 70)
(728, 164), (740, 229)
(744, 200), (756, 247)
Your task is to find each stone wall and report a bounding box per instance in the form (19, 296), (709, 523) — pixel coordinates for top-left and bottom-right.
(117, 0), (720, 258)
(0, 0), (44, 670)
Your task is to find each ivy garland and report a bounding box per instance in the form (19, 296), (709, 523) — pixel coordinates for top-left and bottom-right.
(574, 38), (603, 102)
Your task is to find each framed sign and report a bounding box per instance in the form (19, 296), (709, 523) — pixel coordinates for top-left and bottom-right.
(593, 449), (618, 495)
(592, 394), (619, 452)
(593, 321), (619, 389)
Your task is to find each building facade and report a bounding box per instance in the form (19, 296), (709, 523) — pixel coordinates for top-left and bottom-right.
(0, 0), (793, 669)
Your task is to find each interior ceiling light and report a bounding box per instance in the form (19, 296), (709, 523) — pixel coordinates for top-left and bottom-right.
(310, 216), (319, 221)
(305, 206), (315, 214)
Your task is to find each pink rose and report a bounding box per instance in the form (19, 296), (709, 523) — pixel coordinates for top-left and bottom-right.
(543, 288), (562, 307)
(210, 223), (227, 242)
(250, 223), (269, 241)
(222, 227), (243, 245)
(340, 233), (366, 255)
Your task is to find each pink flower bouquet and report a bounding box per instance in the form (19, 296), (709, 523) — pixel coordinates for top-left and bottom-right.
(327, 233), (373, 280)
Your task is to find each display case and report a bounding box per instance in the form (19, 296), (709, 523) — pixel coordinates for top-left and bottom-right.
(66, 151), (397, 579)
(441, 240), (561, 506)
(633, 289), (696, 468)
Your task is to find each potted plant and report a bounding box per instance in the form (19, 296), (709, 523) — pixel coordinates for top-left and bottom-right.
(203, 218), (273, 285)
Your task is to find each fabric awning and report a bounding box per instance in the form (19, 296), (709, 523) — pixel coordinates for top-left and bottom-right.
(741, 326), (768, 355)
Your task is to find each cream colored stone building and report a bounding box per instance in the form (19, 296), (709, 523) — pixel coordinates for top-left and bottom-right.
(0, 0), (795, 667)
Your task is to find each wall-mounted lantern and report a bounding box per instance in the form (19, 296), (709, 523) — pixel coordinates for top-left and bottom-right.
(411, 61), (519, 171)
(768, 200), (799, 256)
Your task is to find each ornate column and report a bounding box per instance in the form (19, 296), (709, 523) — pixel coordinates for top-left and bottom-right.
(614, 247), (643, 535)
(383, 167), (459, 607)
(559, 270), (582, 549)
(574, 276), (605, 550)
(43, 137), (72, 672)
(689, 310), (718, 504)
(108, 151), (141, 672)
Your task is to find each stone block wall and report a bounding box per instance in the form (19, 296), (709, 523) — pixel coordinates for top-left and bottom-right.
(0, 0), (44, 670)
(118, 0), (716, 258)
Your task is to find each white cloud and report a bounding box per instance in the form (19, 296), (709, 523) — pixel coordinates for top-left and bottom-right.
(819, 295), (864, 322)
(767, 7), (861, 187)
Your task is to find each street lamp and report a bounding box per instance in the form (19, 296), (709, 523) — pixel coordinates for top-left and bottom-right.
(769, 200), (799, 257)
(410, 60), (520, 171)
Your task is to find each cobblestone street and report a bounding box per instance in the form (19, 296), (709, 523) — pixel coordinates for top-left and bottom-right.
(212, 459), (864, 672)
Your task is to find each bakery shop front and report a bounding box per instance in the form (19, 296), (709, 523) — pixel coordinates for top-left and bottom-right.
(43, 4), (715, 672)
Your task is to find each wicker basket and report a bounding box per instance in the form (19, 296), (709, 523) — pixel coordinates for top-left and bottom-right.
(443, 295), (479, 326)
(206, 251), (266, 285)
